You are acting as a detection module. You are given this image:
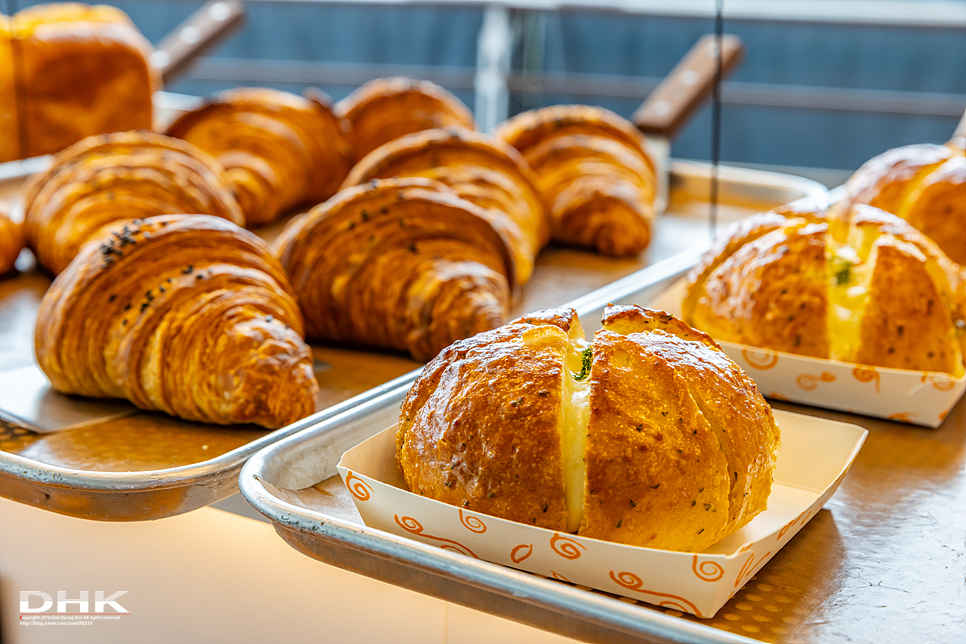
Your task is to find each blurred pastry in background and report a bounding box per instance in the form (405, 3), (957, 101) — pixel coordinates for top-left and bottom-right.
(167, 87), (354, 226)
(335, 77), (475, 160)
(685, 205), (966, 375)
(833, 139), (965, 265)
(0, 2), (158, 161)
(35, 215), (317, 429)
(342, 128), (547, 285)
(397, 305), (780, 552)
(22, 131), (243, 275)
(275, 178), (517, 361)
(496, 105), (657, 256)
(0, 202), (24, 275)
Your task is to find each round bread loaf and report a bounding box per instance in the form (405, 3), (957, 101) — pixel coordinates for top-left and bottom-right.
(834, 140), (965, 265)
(397, 305), (780, 552)
(685, 205), (966, 375)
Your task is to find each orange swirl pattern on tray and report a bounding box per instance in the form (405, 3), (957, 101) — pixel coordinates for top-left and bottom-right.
(692, 556), (725, 582)
(550, 533), (587, 560)
(796, 372), (836, 391)
(741, 349), (780, 370)
(393, 515), (479, 558)
(608, 571), (703, 617)
(550, 571), (572, 582)
(344, 471), (373, 502)
(734, 551), (771, 589)
(852, 366), (881, 393)
(459, 509), (487, 534)
(510, 544), (533, 564)
(921, 372), (957, 391)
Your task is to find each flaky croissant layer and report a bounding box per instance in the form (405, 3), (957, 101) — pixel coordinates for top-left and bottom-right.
(275, 177), (517, 361)
(22, 131), (244, 275)
(35, 215), (318, 429)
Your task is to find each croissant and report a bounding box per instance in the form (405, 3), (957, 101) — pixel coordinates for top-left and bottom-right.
(35, 214), (318, 429)
(685, 205), (966, 375)
(166, 87), (355, 226)
(0, 3), (157, 161)
(495, 105), (657, 256)
(342, 128), (548, 285)
(22, 131), (244, 275)
(335, 77), (475, 160)
(397, 305), (779, 552)
(0, 203), (24, 275)
(275, 178), (517, 361)
(833, 140), (966, 265)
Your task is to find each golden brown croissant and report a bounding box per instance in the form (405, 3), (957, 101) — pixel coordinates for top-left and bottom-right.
(166, 87), (355, 226)
(495, 105), (657, 256)
(342, 128), (548, 285)
(0, 3), (158, 161)
(0, 202), (24, 275)
(22, 131), (244, 275)
(335, 77), (475, 161)
(35, 214), (318, 429)
(685, 205), (966, 375)
(397, 305), (779, 552)
(274, 178), (517, 361)
(834, 141), (966, 265)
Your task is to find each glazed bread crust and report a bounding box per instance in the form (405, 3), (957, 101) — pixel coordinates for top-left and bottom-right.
(22, 131), (243, 275)
(335, 77), (475, 160)
(167, 87), (355, 226)
(274, 178), (517, 361)
(342, 128), (548, 286)
(2, 3), (158, 160)
(686, 206), (966, 375)
(496, 105), (656, 256)
(836, 142), (966, 265)
(35, 215), (317, 429)
(397, 306), (779, 552)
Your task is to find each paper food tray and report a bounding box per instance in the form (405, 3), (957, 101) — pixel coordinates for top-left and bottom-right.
(649, 278), (965, 428)
(337, 409), (866, 619)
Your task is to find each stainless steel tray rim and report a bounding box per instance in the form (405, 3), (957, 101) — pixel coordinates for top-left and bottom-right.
(0, 371), (420, 492)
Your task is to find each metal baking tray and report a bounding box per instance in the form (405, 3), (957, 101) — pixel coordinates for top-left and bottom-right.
(0, 118), (826, 520)
(238, 247), (966, 644)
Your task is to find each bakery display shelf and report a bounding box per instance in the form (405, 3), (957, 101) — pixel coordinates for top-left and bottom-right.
(239, 253), (965, 644)
(0, 119), (825, 520)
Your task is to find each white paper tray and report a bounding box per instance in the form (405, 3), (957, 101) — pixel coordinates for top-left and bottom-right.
(337, 410), (866, 619)
(650, 278), (966, 428)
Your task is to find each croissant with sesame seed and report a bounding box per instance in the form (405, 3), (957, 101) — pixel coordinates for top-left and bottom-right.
(341, 128), (548, 286)
(274, 177), (517, 361)
(167, 87), (355, 226)
(495, 105), (657, 256)
(334, 77), (475, 161)
(22, 131), (244, 275)
(34, 214), (318, 429)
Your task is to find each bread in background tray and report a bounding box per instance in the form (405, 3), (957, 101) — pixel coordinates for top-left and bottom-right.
(166, 87), (355, 226)
(335, 77), (475, 161)
(275, 177), (517, 361)
(833, 139), (966, 265)
(342, 128), (548, 286)
(22, 131), (243, 275)
(495, 105), (657, 256)
(396, 305), (780, 552)
(35, 214), (318, 429)
(0, 2), (158, 161)
(0, 202), (24, 275)
(685, 205), (966, 376)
